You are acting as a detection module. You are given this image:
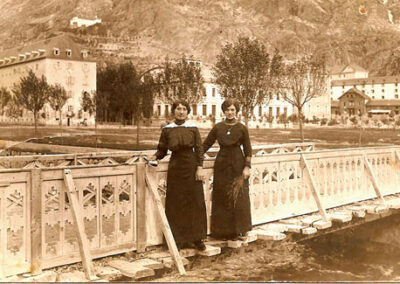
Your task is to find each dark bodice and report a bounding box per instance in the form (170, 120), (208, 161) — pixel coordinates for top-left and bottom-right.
(154, 121), (204, 166)
(203, 121), (252, 167)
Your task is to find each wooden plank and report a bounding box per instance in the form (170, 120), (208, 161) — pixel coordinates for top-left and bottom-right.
(301, 227), (317, 235)
(312, 220), (332, 229)
(254, 229), (286, 241)
(144, 166), (186, 275)
(227, 240), (242, 248)
(133, 258), (164, 270)
(30, 169), (42, 275)
(63, 169), (96, 281)
(300, 154), (329, 222)
(136, 158), (147, 253)
(108, 260), (155, 279)
(363, 155), (386, 206)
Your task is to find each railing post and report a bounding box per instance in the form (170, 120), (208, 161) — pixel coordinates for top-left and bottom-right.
(363, 155), (386, 206)
(30, 168), (42, 275)
(300, 154), (329, 222)
(0, 181), (10, 279)
(136, 156), (147, 253)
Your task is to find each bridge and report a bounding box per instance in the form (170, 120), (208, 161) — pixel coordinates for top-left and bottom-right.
(1, 142), (400, 280)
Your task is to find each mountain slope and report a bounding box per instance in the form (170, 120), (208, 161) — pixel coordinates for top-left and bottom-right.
(1, 0), (400, 75)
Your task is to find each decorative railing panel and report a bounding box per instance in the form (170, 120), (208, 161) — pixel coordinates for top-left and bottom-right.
(39, 166), (137, 269)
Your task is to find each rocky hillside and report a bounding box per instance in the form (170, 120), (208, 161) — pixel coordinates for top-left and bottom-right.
(1, 0), (400, 75)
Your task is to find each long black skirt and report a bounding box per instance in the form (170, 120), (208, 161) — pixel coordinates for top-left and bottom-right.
(211, 146), (252, 238)
(165, 149), (207, 244)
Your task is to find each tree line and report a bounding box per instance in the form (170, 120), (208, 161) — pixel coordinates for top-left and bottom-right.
(0, 36), (327, 142)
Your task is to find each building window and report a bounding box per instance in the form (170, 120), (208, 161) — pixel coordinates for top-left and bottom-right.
(68, 105), (73, 112)
(165, 105), (169, 117)
(202, 105), (207, 116)
(268, 107), (272, 116)
(192, 104), (197, 115)
(372, 90), (375, 93)
(258, 106), (262, 117)
(66, 49), (72, 56)
(276, 93), (280, 100)
(276, 107), (280, 117)
(212, 88), (216, 97)
(54, 48), (59, 55)
(382, 96), (385, 99)
(395, 94), (399, 99)
(372, 96), (375, 99)
(212, 105), (216, 116)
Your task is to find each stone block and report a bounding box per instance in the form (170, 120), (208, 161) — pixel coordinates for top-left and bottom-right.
(239, 234), (258, 243)
(133, 258), (164, 270)
(365, 205), (389, 214)
(312, 220), (332, 229)
(197, 245), (221, 256)
(300, 215), (322, 226)
(258, 223), (288, 232)
(329, 213), (352, 223)
(20, 271), (57, 282)
(227, 240), (242, 248)
(285, 224), (305, 233)
(96, 266), (122, 281)
(108, 260), (155, 279)
(255, 229), (286, 241)
(301, 227), (317, 235)
(279, 218), (302, 226)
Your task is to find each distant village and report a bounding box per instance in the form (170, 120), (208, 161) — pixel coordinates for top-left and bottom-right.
(0, 16), (399, 128)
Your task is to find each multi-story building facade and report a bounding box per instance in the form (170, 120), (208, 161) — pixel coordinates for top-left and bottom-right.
(331, 63), (400, 115)
(0, 34), (96, 125)
(153, 62), (330, 126)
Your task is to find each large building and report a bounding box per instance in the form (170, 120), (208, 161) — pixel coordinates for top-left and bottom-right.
(0, 34), (96, 125)
(153, 61), (330, 126)
(69, 16), (102, 28)
(331, 63), (400, 115)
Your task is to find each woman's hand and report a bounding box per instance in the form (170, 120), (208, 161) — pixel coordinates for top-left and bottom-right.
(196, 166), (205, 181)
(242, 166), (251, 180)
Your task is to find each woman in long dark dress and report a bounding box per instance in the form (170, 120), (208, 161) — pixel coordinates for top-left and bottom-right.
(150, 100), (207, 250)
(203, 99), (252, 240)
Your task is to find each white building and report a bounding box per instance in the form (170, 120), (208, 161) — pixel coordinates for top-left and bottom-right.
(0, 34), (96, 125)
(330, 63), (400, 115)
(70, 16), (101, 28)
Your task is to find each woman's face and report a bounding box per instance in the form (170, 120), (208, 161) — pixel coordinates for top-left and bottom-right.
(174, 104), (188, 120)
(224, 104), (237, 120)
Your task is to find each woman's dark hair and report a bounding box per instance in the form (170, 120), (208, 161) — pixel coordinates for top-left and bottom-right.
(221, 98), (240, 113)
(171, 100), (191, 114)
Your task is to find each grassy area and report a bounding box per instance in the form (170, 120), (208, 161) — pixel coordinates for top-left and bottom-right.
(0, 126), (399, 150)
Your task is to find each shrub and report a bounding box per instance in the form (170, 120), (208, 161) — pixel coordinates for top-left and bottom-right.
(328, 118), (339, 126)
(349, 116), (358, 125)
(320, 118), (328, 126)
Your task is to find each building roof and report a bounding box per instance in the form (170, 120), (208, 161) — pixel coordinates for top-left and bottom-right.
(0, 34), (93, 68)
(331, 75), (400, 86)
(337, 87), (370, 101)
(366, 99), (400, 107)
(329, 63), (368, 75)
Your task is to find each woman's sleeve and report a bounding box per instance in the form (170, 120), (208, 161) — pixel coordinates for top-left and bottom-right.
(154, 128), (168, 160)
(242, 125), (252, 168)
(194, 128), (204, 167)
(203, 125), (217, 154)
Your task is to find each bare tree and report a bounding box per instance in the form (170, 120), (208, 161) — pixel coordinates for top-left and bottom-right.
(213, 37), (281, 125)
(12, 70), (49, 135)
(278, 55), (327, 142)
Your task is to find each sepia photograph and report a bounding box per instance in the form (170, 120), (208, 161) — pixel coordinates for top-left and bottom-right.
(1, 0), (400, 282)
